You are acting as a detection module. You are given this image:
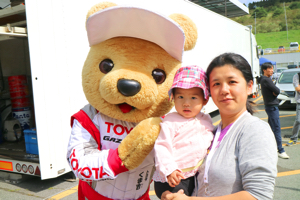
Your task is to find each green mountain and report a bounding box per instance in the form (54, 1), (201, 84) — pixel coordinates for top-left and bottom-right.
(232, 1), (300, 34)
(231, 1), (300, 49)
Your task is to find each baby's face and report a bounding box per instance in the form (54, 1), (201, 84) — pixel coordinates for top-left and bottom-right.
(174, 87), (208, 118)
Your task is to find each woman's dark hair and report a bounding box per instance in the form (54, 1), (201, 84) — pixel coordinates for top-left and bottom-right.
(206, 53), (255, 115)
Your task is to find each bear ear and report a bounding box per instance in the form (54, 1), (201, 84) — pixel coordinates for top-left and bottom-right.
(86, 2), (117, 21)
(169, 14), (198, 51)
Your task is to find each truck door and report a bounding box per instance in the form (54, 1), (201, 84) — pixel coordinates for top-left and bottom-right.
(25, 1), (88, 179)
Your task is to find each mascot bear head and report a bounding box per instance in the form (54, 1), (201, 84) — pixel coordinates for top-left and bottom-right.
(81, 2), (198, 123)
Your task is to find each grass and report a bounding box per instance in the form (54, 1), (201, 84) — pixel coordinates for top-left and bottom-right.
(255, 30), (300, 49)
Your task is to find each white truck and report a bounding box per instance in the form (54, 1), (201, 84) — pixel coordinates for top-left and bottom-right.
(290, 42), (299, 51)
(0, 0), (260, 180)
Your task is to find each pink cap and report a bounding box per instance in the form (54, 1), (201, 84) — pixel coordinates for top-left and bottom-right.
(168, 65), (209, 100)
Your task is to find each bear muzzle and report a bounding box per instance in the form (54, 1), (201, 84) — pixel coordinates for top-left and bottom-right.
(116, 79), (141, 113)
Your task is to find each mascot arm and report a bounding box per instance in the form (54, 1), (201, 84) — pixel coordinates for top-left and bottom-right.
(67, 119), (128, 181)
(118, 117), (162, 170)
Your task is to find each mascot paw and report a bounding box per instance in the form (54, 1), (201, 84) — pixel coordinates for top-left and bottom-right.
(118, 117), (161, 170)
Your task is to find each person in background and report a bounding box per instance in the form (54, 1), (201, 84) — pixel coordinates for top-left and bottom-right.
(161, 53), (278, 200)
(153, 66), (214, 199)
(287, 72), (300, 146)
(260, 62), (289, 159)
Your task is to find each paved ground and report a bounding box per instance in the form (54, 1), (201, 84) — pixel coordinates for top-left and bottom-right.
(0, 95), (300, 200)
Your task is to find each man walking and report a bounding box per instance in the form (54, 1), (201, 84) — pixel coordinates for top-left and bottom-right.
(287, 72), (300, 146)
(260, 62), (289, 159)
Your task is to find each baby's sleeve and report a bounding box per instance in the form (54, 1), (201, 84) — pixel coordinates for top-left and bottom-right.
(154, 120), (178, 182)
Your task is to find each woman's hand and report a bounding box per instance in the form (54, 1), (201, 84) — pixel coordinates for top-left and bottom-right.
(161, 189), (189, 200)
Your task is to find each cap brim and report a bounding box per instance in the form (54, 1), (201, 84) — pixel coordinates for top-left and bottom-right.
(86, 6), (185, 62)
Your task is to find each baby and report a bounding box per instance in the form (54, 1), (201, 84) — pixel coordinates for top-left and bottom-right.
(153, 65), (214, 198)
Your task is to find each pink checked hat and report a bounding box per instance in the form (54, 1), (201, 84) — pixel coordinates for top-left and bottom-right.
(168, 65), (209, 100)
(86, 5), (185, 62)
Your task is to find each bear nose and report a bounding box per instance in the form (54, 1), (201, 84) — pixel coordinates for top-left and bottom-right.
(117, 79), (141, 97)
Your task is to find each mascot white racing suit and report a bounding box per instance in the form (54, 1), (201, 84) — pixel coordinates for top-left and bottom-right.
(67, 104), (155, 200)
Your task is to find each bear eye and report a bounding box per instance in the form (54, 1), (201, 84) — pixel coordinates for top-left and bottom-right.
(99, 59), (114, 74)
(152, 69), (166, 84)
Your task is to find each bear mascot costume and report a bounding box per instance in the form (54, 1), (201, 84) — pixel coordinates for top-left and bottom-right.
(67, 2), (198, 199)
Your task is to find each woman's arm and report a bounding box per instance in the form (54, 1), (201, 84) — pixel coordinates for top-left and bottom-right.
(237, 120), (277, 200)
(162, 190), (256, 200)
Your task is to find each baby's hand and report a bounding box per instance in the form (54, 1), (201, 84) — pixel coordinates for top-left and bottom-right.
(167, 170), (185, 187)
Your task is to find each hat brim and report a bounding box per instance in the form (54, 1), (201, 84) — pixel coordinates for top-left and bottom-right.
(86, 6), (185, 62)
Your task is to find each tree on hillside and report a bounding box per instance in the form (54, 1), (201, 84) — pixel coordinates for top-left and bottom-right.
(281, 0), (300, 3)
(252, 7), (268, 18)
(249, 0), (300, 10)
(248, 1), (255, 10)
(279, 21), (287, 31)
(268, 5), (278, 12)
(272, 8), (283, 17)
(289, 2), (300, 9)
(273, 0), (281, 7)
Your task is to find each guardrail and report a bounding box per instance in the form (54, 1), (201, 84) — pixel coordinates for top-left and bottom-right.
(259, 48), (300, 55)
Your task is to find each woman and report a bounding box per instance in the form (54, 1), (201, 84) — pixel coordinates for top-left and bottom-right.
(162, 53), (278, 200)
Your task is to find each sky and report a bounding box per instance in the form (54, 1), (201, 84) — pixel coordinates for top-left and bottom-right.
(238, 0), (261, 7)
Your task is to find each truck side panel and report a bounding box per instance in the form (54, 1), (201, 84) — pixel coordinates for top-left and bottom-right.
(25, 0), (257, 179)
(26, 0), (88, 179)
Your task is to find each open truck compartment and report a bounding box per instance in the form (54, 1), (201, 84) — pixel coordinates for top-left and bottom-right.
(0, 4), (41, 176)
(0, 2), (86, 180)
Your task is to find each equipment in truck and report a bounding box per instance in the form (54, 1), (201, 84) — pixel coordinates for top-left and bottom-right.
(3, 118), (22, 142)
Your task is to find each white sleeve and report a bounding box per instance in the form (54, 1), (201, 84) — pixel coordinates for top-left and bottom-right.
(66, 119), (128, 181)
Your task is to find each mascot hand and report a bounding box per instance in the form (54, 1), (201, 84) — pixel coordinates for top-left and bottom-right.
(118, 117), (161, 170)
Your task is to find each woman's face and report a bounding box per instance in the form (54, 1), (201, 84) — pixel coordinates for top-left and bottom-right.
(209, 64), (253, 118)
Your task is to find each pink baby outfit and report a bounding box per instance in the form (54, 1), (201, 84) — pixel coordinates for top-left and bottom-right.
(153, 111), (214, 182)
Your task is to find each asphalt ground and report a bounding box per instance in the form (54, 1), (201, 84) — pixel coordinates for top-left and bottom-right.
(0, 95), (299, 200)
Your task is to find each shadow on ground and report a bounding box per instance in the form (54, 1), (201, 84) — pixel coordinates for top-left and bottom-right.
(0, 172), (76, 193)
